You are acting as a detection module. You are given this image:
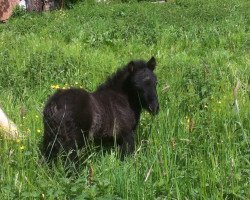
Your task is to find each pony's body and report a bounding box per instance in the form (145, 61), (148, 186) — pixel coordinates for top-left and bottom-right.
(42, 57), (159, 161)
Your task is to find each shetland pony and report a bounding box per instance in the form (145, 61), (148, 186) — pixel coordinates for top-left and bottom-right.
(42, 57), (159, 162)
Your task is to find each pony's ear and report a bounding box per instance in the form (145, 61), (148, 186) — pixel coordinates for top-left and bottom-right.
(147, 56), (156, 71)
(128, 61), (135, 73)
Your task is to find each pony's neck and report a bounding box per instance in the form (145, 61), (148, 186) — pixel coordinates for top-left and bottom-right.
(96, 67), (143, 122)
(127, 91), (142, 122)
(121, 80), (143, 123)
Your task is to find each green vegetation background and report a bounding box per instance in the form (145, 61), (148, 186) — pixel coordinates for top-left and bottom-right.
(0, 0), (249, 199)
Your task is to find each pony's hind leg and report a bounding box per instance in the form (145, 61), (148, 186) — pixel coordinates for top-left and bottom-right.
(62, 139), (85, 172)
(120, 132), (135, 159)
(62, 129), (86, 168)
(42, 131), (61, 162)
(42, 122), (61, 162)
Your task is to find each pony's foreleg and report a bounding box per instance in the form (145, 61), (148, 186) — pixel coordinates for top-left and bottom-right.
(120, 132), (135, 159)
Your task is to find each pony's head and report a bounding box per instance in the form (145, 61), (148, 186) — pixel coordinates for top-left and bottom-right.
(128, 57), (159, 115)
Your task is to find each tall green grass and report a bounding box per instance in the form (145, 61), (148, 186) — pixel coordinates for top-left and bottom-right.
(0, 0), (249, 199)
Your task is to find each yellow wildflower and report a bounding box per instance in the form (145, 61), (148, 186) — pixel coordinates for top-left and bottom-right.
(20, 146), (25, 150)
(51, 85), (60, 89)
(37, 129), (41, 133)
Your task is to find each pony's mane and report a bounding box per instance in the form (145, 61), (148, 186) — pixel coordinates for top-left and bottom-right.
(96, 60), (147, 91)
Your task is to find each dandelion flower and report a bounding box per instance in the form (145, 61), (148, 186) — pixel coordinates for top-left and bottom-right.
(37, 129), (41, 133)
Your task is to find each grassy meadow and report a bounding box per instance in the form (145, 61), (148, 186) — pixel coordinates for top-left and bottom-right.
(0, 0), (250, 199)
